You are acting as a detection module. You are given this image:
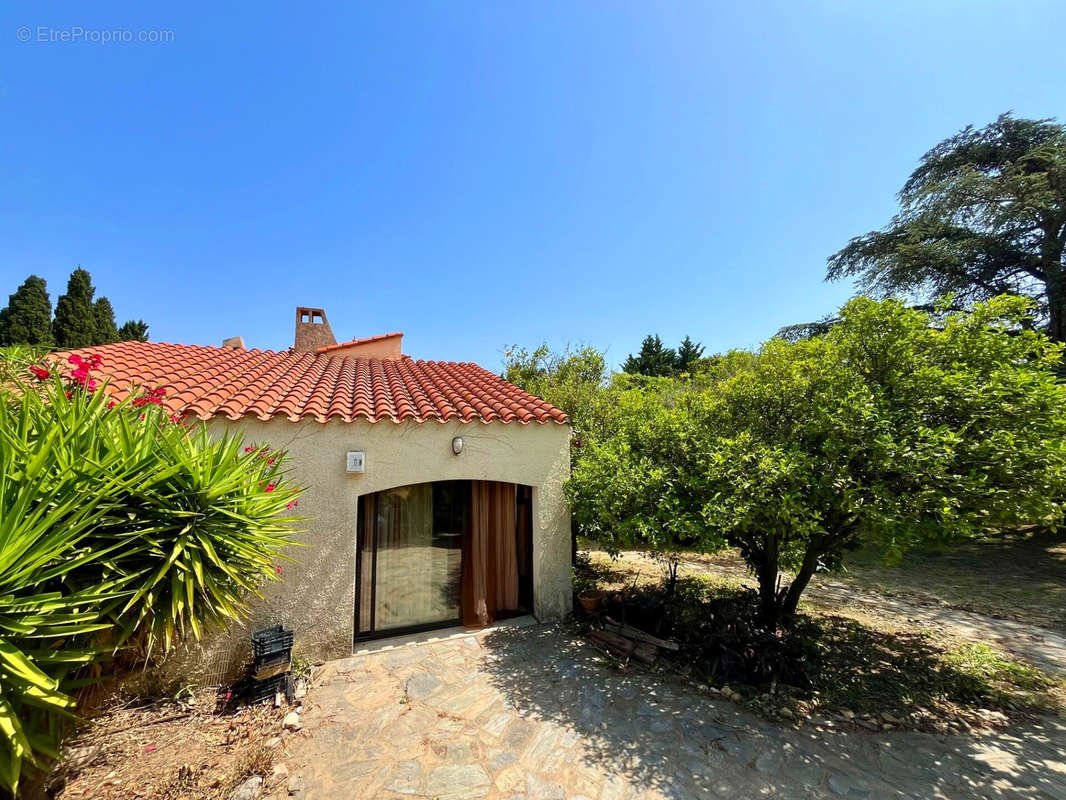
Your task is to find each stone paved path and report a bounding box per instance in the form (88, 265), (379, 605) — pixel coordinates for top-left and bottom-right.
(280, 624), (1066, 799)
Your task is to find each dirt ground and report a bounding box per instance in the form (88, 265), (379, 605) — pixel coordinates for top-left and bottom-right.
(821, 529), (1066, 632)
(45, 689), (292, 800)
(42, 531), (1065, 799)
(586, 529), (1066, 633)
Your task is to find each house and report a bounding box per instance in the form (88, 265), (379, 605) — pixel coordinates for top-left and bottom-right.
(57, 308), (572, 676)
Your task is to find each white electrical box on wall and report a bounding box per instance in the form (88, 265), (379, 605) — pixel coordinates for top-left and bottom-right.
(346, 451), (366, 473)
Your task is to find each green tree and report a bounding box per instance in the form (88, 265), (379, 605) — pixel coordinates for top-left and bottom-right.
(675, 335), (705, 373)
(52, 268), (98, 349)
(623, 334), (677, 377)
(503, 343), (608, 444)
(117, 319), (150, 342)
(567, 296), (1066, 626)
(828, 113), (1066, 342)
(689, 349), (759, 381)
(92, 297), (119, 345)
(0, 276), (52, 346)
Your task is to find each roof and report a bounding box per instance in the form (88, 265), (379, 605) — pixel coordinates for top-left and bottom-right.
(50, 341), (569, 425)
(317, 332), (403, 354)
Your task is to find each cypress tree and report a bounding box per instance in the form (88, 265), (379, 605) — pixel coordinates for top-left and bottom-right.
(118, 319), (150, 342)
(0, 275), (52, 346)
(675, 335), (705, 373)
(622, 335), (678, 377)
(93, 297), (119, 344)
(52, 268), (98, 349)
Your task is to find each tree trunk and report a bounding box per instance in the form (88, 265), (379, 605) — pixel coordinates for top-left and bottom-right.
(666, 557), (679, 596)
(756, 561), (779, 623)
(1047, 266), (1066, 345)
(1042, 228), (1065, 344)
(754, 534), (780, 624)
(780, 540), (824, 619)
(754, 536), (826, 627)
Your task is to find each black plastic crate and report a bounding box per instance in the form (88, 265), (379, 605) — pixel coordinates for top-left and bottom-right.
(245, 671), (293, 705)
(252, 624), (293, 660)
(253, 652), (291, 681)
(254, 648), (291, 666)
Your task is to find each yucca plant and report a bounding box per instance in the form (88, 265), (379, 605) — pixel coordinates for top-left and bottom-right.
(86, 425), (302, 656)
(0, 377), (132, 794)
(0, 365), (302, 794)
(0, 346), (46, 386)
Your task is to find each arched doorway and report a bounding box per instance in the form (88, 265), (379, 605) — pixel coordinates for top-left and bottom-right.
(355, 480), (534, 639)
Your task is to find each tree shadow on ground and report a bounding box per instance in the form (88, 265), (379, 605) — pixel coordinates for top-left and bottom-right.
(478, 623), (1066, 798)
(837, 528), (1066, 633)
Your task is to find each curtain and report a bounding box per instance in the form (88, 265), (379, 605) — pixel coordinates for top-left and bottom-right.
(462, 481), (518, 627)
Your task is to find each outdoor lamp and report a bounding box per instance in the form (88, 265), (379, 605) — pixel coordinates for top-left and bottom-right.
(452, 436), (464, 455)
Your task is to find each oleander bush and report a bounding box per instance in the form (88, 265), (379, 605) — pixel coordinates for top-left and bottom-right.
(0, 355), (301, 794)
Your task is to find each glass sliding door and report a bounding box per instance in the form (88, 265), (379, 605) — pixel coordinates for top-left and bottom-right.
(356, 481), (467, 636)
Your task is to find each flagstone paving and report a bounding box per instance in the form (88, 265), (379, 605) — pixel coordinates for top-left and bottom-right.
(280, 624), (1066, 799)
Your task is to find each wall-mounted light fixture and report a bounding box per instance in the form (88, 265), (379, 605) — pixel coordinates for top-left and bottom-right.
(451, 436), (464, 455)
(346, 451), (366, 473)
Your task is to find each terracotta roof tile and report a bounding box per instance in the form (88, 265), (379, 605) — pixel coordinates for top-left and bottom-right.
(50, 342), (569, 425)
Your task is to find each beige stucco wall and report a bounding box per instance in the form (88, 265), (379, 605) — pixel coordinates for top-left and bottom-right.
(170, 416), (571, 682)
(322, 334), (403, 359)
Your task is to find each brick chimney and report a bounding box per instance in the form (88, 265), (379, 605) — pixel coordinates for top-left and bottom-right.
(294, 307), (337, 352)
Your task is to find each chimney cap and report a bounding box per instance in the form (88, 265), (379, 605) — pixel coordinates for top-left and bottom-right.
(221, 336), (245, 350)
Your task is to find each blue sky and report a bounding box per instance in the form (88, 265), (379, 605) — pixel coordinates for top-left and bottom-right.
(2, 2), (1064, 369)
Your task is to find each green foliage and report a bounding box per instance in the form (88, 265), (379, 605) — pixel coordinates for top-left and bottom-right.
(0, 369), (301, 792)
(688, 349), (758, 382)
(623, 334), (708, 377)
(675, 336), (705, 373)
(92, 297), (119, 345)
(622, 334), (678, 377)
(0, 346), (47, 384)
(0, 276), (52, 347)
(828, 113), (1066, 341)
(0, 387), (127, 792)
(503, 343), (609, 444)
(117, 319), (150, 342)
(52, 268), (98, 349)
(1, 271), (150, 350)
(568, 296), (1066, 625)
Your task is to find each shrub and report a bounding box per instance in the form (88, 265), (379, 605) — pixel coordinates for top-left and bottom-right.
(568, 296), (1066, 627)
(0, 357), (301, 793)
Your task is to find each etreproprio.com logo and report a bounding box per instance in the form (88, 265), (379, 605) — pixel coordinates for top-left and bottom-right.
(16, 25), (174, 44)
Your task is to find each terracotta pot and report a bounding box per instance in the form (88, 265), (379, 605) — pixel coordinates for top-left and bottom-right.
(578, 589), (604, 614)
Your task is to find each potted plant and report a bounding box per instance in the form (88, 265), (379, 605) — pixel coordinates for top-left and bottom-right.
(573, 567), (603, 614)
(578, 588), (604, 614)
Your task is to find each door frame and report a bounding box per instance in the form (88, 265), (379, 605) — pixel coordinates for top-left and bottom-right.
(354, 483), (465, 641)
(353, 480), (535, 643)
